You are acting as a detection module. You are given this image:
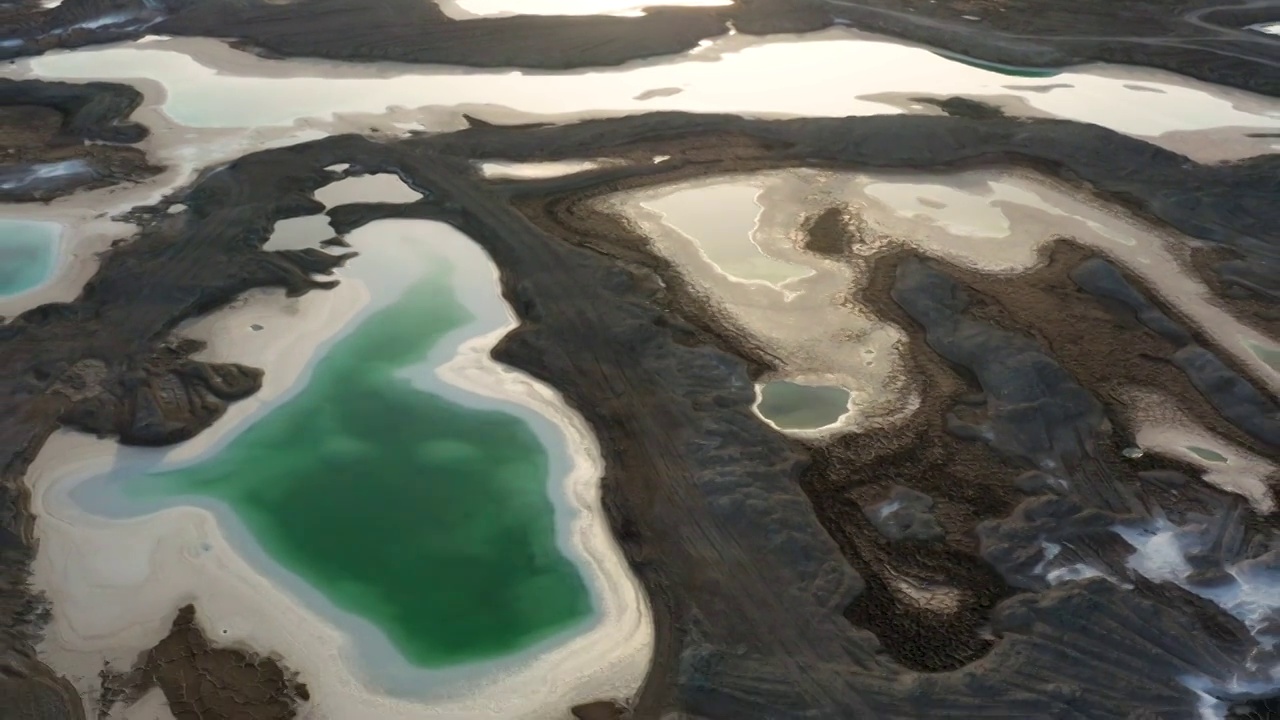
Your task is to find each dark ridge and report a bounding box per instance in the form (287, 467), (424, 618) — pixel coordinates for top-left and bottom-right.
(0, 78), (159, 201)
(0, 78), (148, 144)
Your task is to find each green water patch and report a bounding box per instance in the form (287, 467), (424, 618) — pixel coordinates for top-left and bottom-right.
(128, 262), (591, 667)
(756, 380), (851, 430)
(644, 183), (813, 287)
(0, 219), (59, 296)
(930, 50), (1061, 78)
(1187, 446), (1228, 464)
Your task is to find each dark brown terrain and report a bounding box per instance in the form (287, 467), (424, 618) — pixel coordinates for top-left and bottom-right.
(1, 0), (1279, 718)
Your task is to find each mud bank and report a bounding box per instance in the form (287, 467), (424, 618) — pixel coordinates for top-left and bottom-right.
(0, 111), (1276, 717)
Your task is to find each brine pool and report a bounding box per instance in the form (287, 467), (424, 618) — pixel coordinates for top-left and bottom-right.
(108, 258), (590, 667)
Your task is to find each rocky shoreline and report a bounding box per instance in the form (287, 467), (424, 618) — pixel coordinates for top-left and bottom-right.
(0, 80), (1277, 716)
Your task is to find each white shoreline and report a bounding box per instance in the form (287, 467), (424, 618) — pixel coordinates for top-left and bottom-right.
(26, 219), (652, 718)
(0, 219), (64, 306)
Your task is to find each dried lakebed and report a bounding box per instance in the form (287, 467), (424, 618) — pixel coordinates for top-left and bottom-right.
(2, 25), (1280, 720)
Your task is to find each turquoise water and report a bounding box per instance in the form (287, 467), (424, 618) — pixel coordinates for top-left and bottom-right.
(0, 219), (59, 297)
(757, 381), (852, 430)
(125, 255), (592, 667)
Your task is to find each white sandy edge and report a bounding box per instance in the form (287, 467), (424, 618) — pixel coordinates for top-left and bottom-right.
(26, 220), (652, 719)
(1121, 387), (1277, 513)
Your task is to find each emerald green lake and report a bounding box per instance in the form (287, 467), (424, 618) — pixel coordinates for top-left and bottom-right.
(1186, 446), (1228, 464)
(126, 258), (592, 667)
(756, 380), (852, 431)
(0, 219), (60, 297)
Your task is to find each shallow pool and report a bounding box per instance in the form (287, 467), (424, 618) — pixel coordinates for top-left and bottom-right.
(0, 219), (60, 297)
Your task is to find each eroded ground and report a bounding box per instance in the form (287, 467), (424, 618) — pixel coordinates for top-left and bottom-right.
(0, 80), (158, 202)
